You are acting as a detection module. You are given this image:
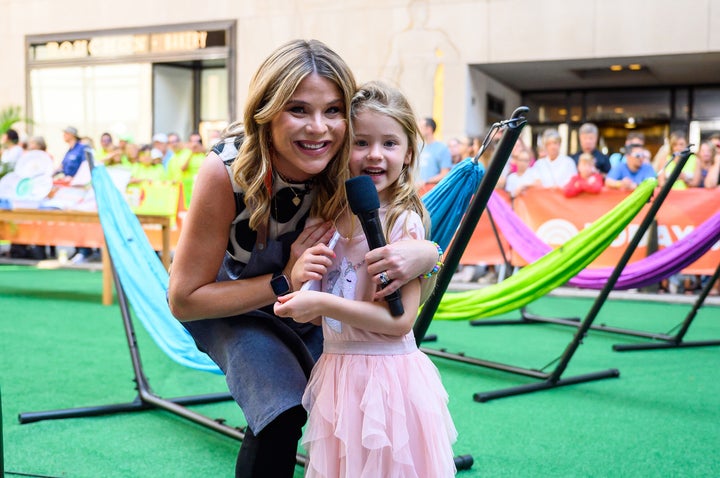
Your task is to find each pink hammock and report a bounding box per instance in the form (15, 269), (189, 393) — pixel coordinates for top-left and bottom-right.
(487, 192), (720, 290)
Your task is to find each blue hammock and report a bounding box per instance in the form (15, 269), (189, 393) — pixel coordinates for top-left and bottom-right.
(422, 157), (484, 251)
(91, 164), (222, 374)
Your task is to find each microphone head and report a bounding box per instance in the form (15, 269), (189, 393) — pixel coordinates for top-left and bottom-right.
(345, 175), (379, 214)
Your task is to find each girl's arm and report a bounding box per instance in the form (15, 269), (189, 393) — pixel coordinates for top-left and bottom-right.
(167, 153), (333, 321)
(274, 278), (421, 337)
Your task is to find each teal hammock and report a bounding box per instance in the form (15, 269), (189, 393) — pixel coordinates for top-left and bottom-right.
(92, 164), (222, 374)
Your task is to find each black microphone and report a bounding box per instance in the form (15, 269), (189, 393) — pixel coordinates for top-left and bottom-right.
(345, 175), (404, 316)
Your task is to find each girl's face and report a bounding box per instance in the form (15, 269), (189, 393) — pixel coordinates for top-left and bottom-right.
(270, 73), (347, 182)
(350, 109), (411, 203)
(578, 160), (594, 178)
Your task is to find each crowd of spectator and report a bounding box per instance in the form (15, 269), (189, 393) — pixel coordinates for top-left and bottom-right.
(420, 118), (719, 296)
(2, 118), (718, 295)
(0, 126), (213, 263)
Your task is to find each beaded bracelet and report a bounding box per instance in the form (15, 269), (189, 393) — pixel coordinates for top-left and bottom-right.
(421, 242), (444, 279)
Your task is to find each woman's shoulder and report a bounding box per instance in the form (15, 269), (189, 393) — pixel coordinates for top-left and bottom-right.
(212, 136), (243, 165)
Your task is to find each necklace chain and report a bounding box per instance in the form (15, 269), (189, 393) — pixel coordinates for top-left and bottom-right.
(275, 168), (312, 186)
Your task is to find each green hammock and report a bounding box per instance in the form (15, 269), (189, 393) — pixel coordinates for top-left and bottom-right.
(432, 178), (657, 320)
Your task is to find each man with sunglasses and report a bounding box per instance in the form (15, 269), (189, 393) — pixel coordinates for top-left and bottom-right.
(605, 146), (656, 191)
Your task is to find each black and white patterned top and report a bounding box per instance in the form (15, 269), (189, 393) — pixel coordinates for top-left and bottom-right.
(213, 136), (315, 265)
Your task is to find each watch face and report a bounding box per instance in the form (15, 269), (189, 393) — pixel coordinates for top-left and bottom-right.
(271, 273), (291, 296)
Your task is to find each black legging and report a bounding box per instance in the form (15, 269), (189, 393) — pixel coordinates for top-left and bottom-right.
(235, 405), (307, 478)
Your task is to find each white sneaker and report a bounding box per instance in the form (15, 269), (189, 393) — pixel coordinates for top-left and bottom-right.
(70, 253), (88, 264)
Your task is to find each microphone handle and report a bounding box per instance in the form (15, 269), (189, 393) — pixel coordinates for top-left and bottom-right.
(358, 211), (404, 317)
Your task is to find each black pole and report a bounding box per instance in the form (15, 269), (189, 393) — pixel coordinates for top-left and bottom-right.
(658, 260), (720, 343)
(414, 107), (529, 345)
(613, 260), (720, 351)
(547, 147), (694, 382)
(487, 209), (513, 277)
(640, 219), (659, 293)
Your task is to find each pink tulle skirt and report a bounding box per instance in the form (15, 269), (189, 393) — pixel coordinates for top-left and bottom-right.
(301, 348), (458, 477)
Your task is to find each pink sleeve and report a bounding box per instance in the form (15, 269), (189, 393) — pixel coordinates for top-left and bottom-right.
(388, 211), (426, 244)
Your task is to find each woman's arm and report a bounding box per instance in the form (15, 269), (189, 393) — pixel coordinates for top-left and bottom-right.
(704, 160), (719, 188)
(365, 239), (438, 300)
(167, 154), (333, 321)
(274, 278), (421, 337)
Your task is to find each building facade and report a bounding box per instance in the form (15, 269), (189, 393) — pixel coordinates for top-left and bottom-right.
(2, 0), (720, 158)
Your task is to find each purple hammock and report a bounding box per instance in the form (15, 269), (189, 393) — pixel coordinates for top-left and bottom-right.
(487, 192), (720, 290)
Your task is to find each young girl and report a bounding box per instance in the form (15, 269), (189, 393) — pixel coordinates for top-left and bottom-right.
(563, 152), (604, 197)
(274, 81), (457, 477)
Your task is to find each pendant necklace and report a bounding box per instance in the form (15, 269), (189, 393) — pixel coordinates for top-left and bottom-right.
(275, 169), (312, 206)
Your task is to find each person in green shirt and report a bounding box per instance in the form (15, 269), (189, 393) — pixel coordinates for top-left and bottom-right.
(165, 132), (192, 182)
(657, 130), (696, 190)
(131, 145), (168, 182)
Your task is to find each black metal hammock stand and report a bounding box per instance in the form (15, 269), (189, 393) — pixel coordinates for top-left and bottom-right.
(414, 113), (702, 402)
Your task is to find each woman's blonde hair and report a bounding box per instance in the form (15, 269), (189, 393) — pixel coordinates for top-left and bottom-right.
(232, 39), (356, 230)
(350, 81), (431, 237)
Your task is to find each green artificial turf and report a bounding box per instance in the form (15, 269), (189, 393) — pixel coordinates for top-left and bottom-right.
(2, 265), (719, 477)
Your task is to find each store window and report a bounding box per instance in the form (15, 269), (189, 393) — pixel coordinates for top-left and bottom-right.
(31, 64), (152, 159)
(26, 21), (235, 157)
(585, 89), (671, 125)
(693, 87), (720, 120)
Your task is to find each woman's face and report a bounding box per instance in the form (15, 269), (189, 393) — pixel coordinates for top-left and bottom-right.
(514, 152), (530, 172)
(350, 109), (410, 203)
(672, 137), (688, 152)
(544, 138), (560, 159)
(270, 73), (346, 182)
(698, 143), (714, 164)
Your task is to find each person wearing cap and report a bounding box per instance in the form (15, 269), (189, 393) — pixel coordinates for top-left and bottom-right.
(151, 132), (173, 168)
(58, 126), (96, 263)
(56, 126), (87, 178)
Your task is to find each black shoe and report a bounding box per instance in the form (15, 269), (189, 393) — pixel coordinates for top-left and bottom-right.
(27, 246), (47, 260)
